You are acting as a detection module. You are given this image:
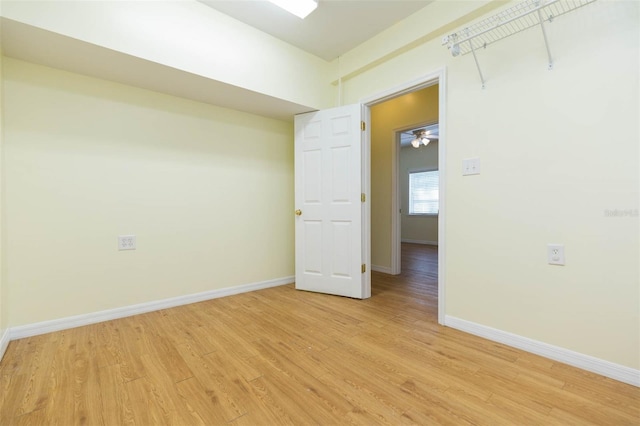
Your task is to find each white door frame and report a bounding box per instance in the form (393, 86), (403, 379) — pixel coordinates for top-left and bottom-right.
(360, 67), (446, 325)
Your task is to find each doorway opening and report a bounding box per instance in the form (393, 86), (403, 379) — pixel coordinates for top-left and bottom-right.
(361, 69), (446, 325)
(393, 123), (440, 274)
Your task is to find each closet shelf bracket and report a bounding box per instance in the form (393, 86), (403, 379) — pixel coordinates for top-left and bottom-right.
(442, 0), (598, 88)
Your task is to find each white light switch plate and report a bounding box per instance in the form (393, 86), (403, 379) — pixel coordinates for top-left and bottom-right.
(463, 158), (481, 175)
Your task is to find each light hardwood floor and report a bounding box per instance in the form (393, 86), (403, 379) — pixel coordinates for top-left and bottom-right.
(0, 243), (638, 425)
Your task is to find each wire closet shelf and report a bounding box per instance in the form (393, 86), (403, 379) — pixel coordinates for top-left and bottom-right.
(442, 0), (598, 87)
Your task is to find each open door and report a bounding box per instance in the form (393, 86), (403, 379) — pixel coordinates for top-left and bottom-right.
(294, 104), (368, 299)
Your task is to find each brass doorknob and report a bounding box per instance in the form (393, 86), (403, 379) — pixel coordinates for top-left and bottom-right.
(295, 209), (302, 216)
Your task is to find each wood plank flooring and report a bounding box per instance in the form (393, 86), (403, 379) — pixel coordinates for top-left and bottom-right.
(0, 243), (638, 425)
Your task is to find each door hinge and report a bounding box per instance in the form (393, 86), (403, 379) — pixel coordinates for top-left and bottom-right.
(361, 193), (366, 202)
(361, 264), (366, 273)
(361, 121), (366, 131)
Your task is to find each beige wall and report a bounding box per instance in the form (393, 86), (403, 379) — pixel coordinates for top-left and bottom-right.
(400, 143), (439, 243)
(347, 1), (639, 368)
(3, 58), (294, 326)
(0, 36), (5, 335)
(370, 85), (439, 269)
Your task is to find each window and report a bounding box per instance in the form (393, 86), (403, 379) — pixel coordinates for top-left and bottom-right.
(409, 170), (439, 215)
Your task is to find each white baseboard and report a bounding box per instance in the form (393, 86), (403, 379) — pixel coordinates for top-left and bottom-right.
(371, 265), (393, 274)
(9, 276), (293, 341)
(401, 239), (438, 246)
(0, 328), (10, 362)
(445, 315), (640, 387)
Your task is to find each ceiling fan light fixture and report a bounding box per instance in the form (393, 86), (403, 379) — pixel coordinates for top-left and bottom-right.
(268, 0), (318, 19)
(411, 129), (425, 148)
(411, 129), (433, 148)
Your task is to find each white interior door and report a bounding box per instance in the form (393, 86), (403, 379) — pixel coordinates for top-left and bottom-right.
(294, 104), (367, 299)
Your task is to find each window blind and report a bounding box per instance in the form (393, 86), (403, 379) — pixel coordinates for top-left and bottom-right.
(409, 170), (439, 215)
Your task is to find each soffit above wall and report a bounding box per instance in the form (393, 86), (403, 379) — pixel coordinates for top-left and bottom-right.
(0, 18), (313, 121)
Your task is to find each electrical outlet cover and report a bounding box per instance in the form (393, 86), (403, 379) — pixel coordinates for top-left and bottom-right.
(547, 244), (565, 265)
(118, 235), (136, 251)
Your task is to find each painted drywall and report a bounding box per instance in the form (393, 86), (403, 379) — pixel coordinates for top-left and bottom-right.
(346, 1), (640, 369)
(1, 0), (333, 110)
(0, 32), (5, 335)
(3, 58), (294, 327)
(400, 143), (439, 244)
(370, 85), (439, 269)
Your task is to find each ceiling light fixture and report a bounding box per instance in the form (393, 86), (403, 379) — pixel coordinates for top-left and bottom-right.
(411, 130), (431, 148)
(268, 0), (318, 19)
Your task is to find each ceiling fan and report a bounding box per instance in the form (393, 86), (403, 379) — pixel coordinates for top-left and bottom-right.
(401, 124), (439, 148)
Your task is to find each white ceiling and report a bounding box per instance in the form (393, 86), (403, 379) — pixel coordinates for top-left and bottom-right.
(199, 0), (433, 60)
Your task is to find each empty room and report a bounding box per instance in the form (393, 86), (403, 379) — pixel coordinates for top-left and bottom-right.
(0, 0), (638, 424)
